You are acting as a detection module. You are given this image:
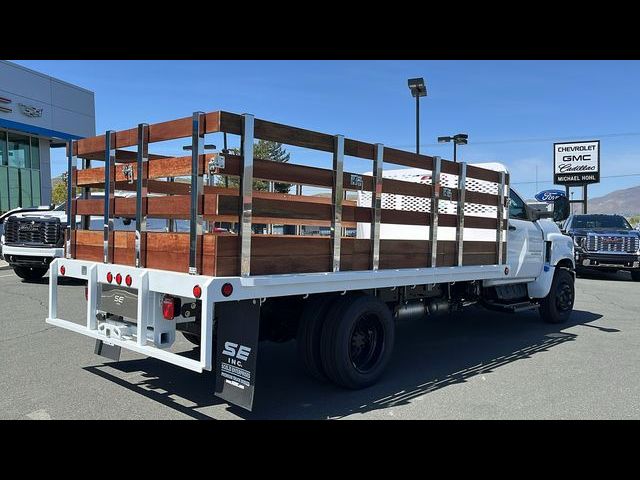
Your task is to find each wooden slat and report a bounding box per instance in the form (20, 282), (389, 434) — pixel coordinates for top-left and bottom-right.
(76, 116), (196, 156)
(219, 111), (335, 153)
(383, 146), (434, 170)
(73, 230), (500, 276)
(467, 164), (501, 183)
(76, 194), (505, 230)
(76, 153), (504, 208)
(81, 149), (171, 163)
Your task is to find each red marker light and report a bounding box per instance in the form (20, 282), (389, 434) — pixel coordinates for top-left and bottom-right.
(115, 273), (122, 285)
(162, 296), (177, 320)
(60, 265), (66, 276)
(221, 283), (233, 297)
(193, 285), (202, 299)
(125, 275), (132, 287)
(161, 295), (181, 320)
(107, 272), (113, 283)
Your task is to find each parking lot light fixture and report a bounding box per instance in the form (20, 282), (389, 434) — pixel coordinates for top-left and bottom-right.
(437, 133), (468, 162)
(408, 77), (427, 155)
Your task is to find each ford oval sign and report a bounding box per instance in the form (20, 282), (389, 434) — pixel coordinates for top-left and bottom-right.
(535, 189), (566, 203)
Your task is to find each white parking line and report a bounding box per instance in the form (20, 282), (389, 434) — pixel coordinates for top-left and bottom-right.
(0, 274), (15, 278)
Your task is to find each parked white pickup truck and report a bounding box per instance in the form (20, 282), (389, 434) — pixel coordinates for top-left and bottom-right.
(1, 204), (68, 281)
(1, 193), (138, 281)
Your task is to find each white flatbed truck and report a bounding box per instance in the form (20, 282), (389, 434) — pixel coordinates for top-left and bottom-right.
(46, 110), (575, 411)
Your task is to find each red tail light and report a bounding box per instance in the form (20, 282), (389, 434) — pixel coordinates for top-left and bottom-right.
(162, 295), (181, 320)
(115, 273), (122, 285)
(125, 274), (132, 287)
(107, 272), (113, 283)
(221, 283), (233, 297)
(193, 285), (202, 299)
(60, 265), (66, 276)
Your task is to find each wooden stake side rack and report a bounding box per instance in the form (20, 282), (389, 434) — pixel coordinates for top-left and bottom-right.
(65, 111), (509, 277)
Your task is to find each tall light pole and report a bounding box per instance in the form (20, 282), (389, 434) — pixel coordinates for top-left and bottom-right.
(408, 78), (427, 155)
(437, 133), (468, 162)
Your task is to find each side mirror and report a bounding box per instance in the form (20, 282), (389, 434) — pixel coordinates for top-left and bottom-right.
(553, 196), (570, 223)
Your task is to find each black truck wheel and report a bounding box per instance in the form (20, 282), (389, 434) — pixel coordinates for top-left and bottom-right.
(296, 294), (342, 381)
(539, 268), (574, 324)
(13, 266), (48, 281)
(630, 271), (640, 282)
(320, 293), (395, 389)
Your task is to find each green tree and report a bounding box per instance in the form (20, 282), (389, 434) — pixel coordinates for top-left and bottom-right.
(51, 172), (68, 206)
(219, 140), (292, 193)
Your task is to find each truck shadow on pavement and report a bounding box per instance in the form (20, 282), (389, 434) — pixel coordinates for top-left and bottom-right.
(84, 307), (607, 419)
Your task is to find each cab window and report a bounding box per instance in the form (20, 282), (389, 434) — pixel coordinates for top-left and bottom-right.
(508, 189), (528, 220)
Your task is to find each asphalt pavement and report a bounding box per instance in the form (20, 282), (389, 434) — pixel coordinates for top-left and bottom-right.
(1, 266), (638, 419)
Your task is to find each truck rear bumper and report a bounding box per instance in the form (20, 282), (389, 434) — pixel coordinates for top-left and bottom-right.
(46, 258), (216, 373)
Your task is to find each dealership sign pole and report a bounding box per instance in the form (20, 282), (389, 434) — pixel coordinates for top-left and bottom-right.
(553, 140), (600, 214)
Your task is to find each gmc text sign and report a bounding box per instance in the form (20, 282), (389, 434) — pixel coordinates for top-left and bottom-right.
(554, 140), (600, 185)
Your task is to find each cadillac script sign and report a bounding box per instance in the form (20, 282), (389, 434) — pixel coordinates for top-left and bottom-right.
(554, 140), (600, 185)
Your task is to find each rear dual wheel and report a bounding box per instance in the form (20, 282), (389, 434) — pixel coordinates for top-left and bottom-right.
(297, 293), (395, 389)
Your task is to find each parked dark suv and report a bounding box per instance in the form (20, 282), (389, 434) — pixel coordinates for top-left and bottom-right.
(563, 214), (640, 280)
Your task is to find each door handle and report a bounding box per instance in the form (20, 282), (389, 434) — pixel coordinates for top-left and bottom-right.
(508, 225), (516, 231)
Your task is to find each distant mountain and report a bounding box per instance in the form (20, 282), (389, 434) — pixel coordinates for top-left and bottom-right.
(589, 185), (640, 217)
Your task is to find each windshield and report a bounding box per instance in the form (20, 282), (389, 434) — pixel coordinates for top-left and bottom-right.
(572, 215), (632, 230)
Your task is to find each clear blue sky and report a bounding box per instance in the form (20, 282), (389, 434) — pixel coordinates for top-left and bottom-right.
(12, 60), (640, 200)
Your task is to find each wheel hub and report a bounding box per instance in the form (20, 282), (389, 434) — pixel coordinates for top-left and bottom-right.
(556, 281), (574, 311)
(349, 314), (384, 374)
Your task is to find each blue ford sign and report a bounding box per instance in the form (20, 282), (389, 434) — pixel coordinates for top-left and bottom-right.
(535, 189), (566, 203)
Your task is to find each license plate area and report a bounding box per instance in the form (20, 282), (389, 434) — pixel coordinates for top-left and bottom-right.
(99, 285), (138, 321)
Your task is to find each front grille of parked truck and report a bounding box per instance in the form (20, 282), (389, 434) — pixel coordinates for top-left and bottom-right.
(585, 234), (639, 254)
(4, 217), (62, 246)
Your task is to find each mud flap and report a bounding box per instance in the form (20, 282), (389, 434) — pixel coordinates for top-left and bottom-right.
(214, 300), (260, 411)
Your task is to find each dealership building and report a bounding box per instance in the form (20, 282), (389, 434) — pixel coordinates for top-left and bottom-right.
(0, 60), (95, 213)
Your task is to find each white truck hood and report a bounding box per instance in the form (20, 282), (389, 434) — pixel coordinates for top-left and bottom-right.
(11, 210), (68, 222)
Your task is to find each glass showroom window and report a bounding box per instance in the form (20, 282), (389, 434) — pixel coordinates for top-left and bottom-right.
(0, 166), (8, 212)
(0, 132), (42, 212)
(0, 131), (7, 166)
(31, 137), (40, 170)
(8, 132), (30, 168)
(0, 131), (8, 212)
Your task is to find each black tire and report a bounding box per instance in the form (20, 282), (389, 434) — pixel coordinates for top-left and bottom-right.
(539, 268), (575, 324)
(296, 294), (340, 382)
(631, 270), (640, 282)
(320, 293), (395, 389)
(13, 266), (48, 281)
